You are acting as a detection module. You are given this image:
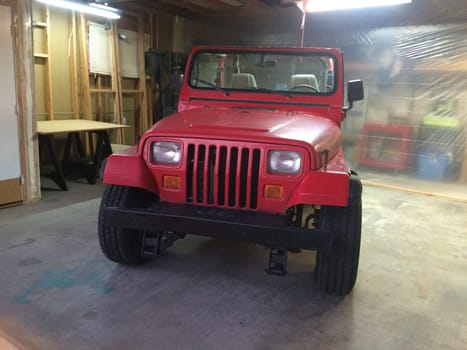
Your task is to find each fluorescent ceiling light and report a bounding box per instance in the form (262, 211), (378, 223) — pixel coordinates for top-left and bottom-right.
(297, 0), (412, 12)
(35, 0), (121, 19)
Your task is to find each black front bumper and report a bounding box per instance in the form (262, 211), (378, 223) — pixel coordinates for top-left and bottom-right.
(103, 202), (334, 251)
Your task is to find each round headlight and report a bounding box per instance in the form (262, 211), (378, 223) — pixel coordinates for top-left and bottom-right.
(151, 141), (181, 165)
(268, 150), (302, 174)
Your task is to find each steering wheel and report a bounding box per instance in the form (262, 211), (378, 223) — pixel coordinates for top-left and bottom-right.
(289, 84), (319, 92)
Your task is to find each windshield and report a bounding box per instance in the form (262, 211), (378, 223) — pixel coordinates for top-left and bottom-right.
(188, 50), (337, 95)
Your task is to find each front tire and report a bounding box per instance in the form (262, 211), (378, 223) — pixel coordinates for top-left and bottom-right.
(98, 185), (153, 265)
(315, 177), (362, 295)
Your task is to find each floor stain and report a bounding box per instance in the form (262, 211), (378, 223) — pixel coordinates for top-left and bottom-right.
(4, 238), (36, 251)
(17, 257), (42, 267)
(15, 260), (114, 304)
(82, 311), (99, 321)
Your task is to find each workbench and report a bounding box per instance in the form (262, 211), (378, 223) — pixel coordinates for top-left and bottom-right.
(38, 119), (128, 190)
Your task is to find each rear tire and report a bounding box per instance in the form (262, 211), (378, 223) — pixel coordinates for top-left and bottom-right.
(98, 185), (153, 265)
(315, 177), (362, 295)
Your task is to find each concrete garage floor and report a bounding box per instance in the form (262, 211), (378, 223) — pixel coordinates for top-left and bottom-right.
(0, 179), (466, 350)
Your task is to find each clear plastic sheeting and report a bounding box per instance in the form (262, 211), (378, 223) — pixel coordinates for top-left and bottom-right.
(183, 10), (467, 195)
(339, 24), (467, 188)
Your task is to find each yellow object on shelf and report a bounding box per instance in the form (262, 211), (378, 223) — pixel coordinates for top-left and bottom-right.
(423, 114), (459, 128)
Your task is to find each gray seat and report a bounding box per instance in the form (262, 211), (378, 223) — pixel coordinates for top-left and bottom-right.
(289, 74), (319, 91)
(231, 73), (257, 89)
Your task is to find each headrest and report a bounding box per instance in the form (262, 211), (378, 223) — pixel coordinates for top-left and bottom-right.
(231, 73), (257, 89)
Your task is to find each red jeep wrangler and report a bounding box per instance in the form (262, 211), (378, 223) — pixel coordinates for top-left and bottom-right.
(99, 46), (364, 295)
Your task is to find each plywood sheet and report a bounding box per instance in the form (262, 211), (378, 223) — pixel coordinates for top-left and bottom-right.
(37, 119), (128, 134)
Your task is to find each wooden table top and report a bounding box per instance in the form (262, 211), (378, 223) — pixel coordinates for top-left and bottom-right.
(38, 119), (128, 135)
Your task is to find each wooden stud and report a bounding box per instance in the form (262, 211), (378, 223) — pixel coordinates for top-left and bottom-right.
(147, 13), (155, 127)
(33, 3), (54, 120)
(137, 11), (148, 135)
(77, 14), (94, 156)
(14, 0), (41, 202)
(155, 13), (159, 49)
(96, 75), (104, 121)
(44, 5), (54, 120)
(69, 12), (80, 119)
(78, 13), (92, 120)
(108, 21), (124, 143)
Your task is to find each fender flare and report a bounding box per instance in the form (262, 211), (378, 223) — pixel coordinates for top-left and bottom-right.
(101, 147), (158, 194)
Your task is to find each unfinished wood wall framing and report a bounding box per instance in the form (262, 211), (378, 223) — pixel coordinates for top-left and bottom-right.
(108, 20), (124, 143)
(32, 4), (160, 147)
(33, 5), (54, 120)
(11, 0), (40, 202)
(82, 12), (153, 145)
(77, 14), (92, 121)
(4, 1), (184, 202)
(136, 12), (149, 135)
(30, 3), (186, 147)
(69, 12), (80, 119)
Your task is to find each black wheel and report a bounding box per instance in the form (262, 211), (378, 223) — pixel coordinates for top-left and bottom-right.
(315, 177), (362, 295)
(98, 185), (154, 265)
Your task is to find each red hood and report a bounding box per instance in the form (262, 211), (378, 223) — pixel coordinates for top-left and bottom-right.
(144, 108), (342, 166)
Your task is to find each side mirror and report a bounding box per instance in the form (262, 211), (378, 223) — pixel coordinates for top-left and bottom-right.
(346, 80), (364, 111)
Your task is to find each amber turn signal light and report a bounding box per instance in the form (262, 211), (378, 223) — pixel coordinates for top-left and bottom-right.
(264, 185), (284, 199)
(163, 175), (181, 190)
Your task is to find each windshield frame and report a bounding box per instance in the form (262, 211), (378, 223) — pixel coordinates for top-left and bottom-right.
(187, 48), (339, 97)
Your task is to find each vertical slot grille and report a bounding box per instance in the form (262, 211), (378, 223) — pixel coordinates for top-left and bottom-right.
(186, 143), (260, 209)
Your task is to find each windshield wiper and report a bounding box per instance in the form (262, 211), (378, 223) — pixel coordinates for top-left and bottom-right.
(198, 79), (230, 96)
